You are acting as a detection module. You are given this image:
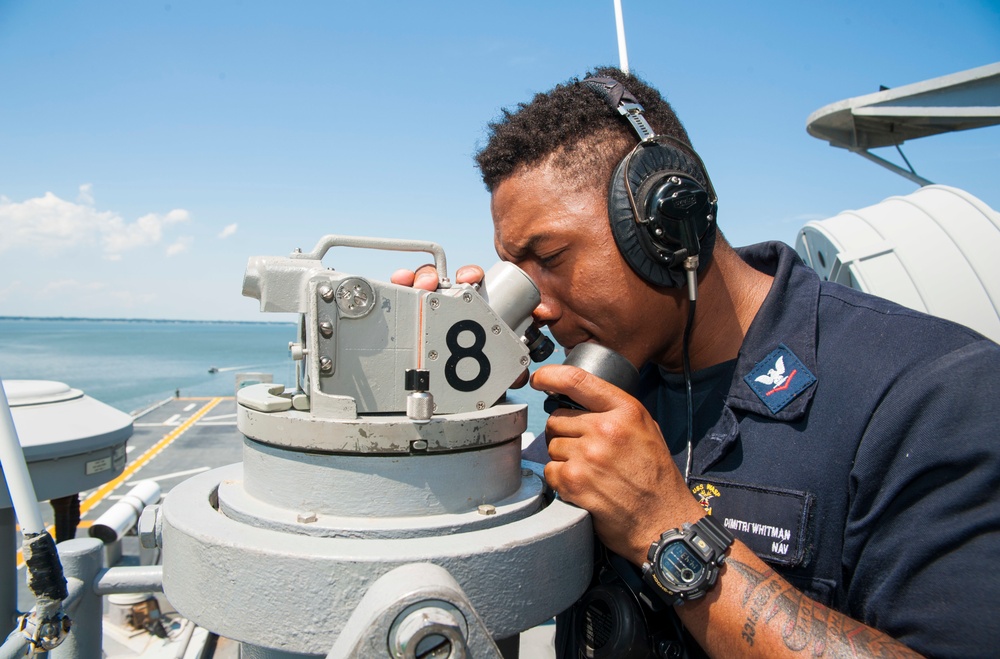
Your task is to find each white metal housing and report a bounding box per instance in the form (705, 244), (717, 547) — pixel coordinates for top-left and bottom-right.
(795, 185), (1000, 343)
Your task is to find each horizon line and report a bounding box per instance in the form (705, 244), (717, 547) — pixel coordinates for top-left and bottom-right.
(0, 315), (295, 325)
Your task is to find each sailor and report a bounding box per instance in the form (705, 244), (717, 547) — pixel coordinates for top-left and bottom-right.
(394, 67), (1000, 657)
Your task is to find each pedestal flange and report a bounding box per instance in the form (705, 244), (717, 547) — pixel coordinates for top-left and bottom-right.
(160, 464), (592, 655)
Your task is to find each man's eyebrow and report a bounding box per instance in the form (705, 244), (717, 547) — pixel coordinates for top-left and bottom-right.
(503, 234), (547, 260)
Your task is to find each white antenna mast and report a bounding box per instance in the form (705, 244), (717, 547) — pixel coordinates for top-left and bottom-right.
(614, 0), (629, 74)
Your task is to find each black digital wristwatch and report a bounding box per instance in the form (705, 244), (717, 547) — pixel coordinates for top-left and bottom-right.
(641, 515), (734, 606)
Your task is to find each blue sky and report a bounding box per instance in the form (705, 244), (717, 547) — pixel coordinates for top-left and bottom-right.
(1, 0), (998, 321)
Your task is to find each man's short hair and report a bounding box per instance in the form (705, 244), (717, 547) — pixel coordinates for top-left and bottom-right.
(475, 66), (692, 194)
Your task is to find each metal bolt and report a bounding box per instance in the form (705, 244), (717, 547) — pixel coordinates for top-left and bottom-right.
(297, 512), (317, 524)
(429, 297), (440, 309)
(655, 227), (664, 236)
(707, 213), (714, 222)
(462, 292), (473, 303)
(411, 439), (428, 451)
(491, 325), (501, 335)
(478, 504), (496, 515)
(670, 176), (681, 184)
(391, 604), (467, 659)
(138, 504), (162, 549)
(318, 321), (333, 338)
(319, 356), (333, 373)
(318, 284), (335, 302)
(428, 350), (439, 361)
(476, 401), (486, 410)
(520, 355), (529, 366)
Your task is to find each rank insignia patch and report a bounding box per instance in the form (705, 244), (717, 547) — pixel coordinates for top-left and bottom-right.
(744, 344), (816, 414)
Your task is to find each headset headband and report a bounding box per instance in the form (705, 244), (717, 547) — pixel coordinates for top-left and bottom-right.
(583, 76), (657, 142)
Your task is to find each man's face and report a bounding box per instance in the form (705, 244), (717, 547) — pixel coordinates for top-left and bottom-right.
(491, 162), (679, 367)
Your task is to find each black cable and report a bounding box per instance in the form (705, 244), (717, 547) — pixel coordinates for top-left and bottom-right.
(682, 298), (697, 483)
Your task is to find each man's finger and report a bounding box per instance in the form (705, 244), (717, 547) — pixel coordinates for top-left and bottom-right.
(411, 263), (440, 290)
(531, 363), (634, 414)
(390, 269), (416, 287)
(455, 265), (486, 285)
(544, 408), (587, 441)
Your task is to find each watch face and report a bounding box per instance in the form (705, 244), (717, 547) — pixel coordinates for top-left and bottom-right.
(657, 540), (706, 589)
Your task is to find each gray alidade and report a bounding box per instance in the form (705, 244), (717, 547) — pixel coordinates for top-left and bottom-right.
(157, 235), (592, 658)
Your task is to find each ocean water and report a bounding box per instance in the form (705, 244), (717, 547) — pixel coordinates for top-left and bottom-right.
(0, 317), (557, 436)
(0, 318), (297, 415)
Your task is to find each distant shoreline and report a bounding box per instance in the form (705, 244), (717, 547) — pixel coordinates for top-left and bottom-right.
(0, 316), (295, 326)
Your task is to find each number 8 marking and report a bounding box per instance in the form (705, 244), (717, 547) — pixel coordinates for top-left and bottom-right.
(444, 320), (491, 392)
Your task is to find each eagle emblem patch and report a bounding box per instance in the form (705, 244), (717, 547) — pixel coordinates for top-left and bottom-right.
(744, 344), (816, 414)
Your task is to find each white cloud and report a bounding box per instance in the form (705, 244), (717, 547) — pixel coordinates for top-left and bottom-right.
(166, 236), (193, 257)
(0, 187), (191, 259)
(77, 183), (94, 205)
(218, 223), (238, 239)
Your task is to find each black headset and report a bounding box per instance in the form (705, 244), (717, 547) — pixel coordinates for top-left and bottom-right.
(582, 76), (718, 297)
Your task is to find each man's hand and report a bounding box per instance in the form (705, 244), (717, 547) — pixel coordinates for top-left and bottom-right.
(532, 362), (705, 564)
(390, 264), (485, 290)
(534, 362), (924, 658)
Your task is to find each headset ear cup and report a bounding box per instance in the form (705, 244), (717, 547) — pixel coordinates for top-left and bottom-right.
(607, 141), (716, 288)
(607, 157), (678, 287)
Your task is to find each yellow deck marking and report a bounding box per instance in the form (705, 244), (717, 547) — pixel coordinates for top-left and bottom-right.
(16, 397), (225, 567)
(79, 397), (224, 516)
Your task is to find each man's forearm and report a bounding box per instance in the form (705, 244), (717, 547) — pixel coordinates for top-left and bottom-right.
(675, 544), (922, 658)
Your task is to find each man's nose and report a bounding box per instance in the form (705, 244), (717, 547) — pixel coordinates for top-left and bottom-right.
(531, 296), (560, 326)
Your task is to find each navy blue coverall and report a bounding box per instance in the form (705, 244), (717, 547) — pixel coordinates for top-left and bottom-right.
(535, 241), (1000, 657)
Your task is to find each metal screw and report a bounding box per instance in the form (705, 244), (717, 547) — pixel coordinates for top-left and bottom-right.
(478, 504), (496, 515)
(297, 512), (318, 524)
(669, 176), (681, 184)
(520, 355), (529, 366)
(462, 292), (473, 303)
(410, 439), (428, 451)
(476, 401), (486, 410)
(655, 227), (664, 236)
(491, 325), (501, 335)
(318, 284), (334, 302)
(318, 321), (333, 338)
(428, 350), (439, 360)
(319, 356), (333, 373)
(429, 297), (440, 309)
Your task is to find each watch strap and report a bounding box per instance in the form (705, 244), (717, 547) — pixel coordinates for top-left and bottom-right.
(692, 514), (734, 556)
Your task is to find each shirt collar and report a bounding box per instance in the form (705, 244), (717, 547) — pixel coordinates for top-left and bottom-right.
(726, 242), (820, 421)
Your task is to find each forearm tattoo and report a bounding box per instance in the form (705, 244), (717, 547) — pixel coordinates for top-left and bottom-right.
(726, 559), (922, 658)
